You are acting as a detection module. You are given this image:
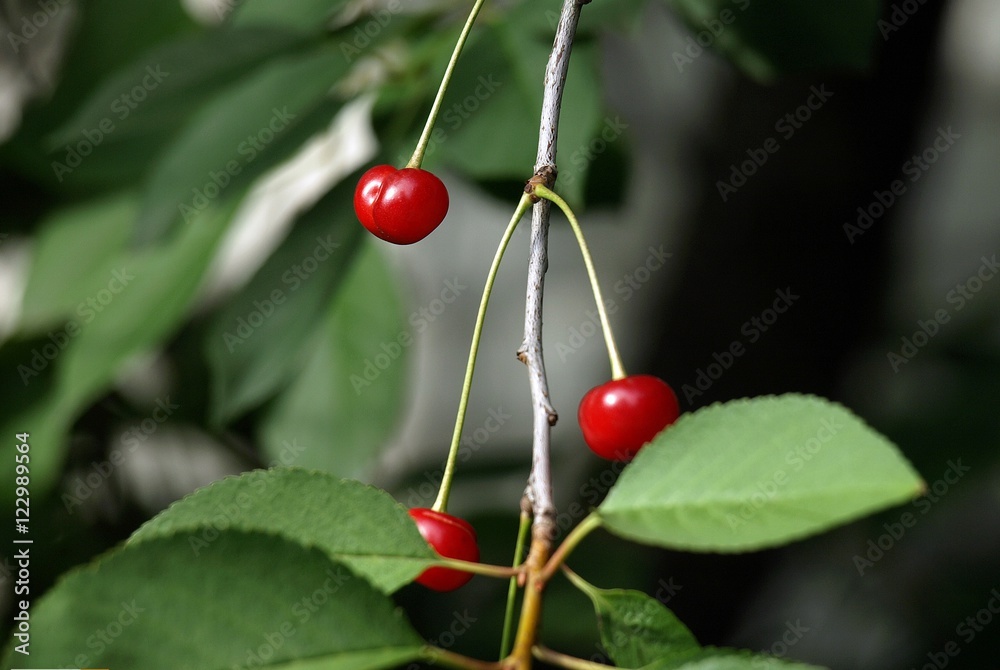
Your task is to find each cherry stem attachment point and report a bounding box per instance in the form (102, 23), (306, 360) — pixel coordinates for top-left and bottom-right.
(407, 0), (487, 169)
(433, 193), (534, 513)
(530, 185), (626, 380)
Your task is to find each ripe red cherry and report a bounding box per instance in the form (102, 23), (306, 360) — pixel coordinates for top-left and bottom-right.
(353, 165), (449, 244)
(578, 374), (680, 461)
(353, 164), (396, 240)
(408, 508), (480, 591)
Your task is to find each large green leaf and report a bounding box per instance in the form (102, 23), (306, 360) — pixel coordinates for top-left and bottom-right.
(47, 28), (308, 188)
(566, 569), (700, 667)
(50, 0), (198, 107)
(129, 468), (435, 593)
(18, 193), (136, 332)
(0, 532), (422, 669)
(258, 242), (409, 478)
(642, 648), (826, 669)
(205, 183), (364, 424)
(0, 203), (234, 503)
(598, 395), (924, 552)
(0, 0), (197, 185)
(135, 46), (349, 244)
(57, 207), (232, 406)
(667, 0), (881, 81)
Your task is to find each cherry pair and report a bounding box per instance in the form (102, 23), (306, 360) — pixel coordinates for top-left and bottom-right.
(408, 374), (679, 594)
(354, 165), (449, 245)
(578, 374), (680, 461)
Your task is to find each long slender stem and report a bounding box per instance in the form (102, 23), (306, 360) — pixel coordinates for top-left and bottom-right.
(500, 510), (532, 659)
(531, 184), (625, 380)
(407, 0), (488, 168)
(433, 194), (533, 513)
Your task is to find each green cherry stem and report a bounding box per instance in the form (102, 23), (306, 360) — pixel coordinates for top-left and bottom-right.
(560, 564), (598, 597)
(407, 0), (488, 169)
(420, 646), (500, 670)
(532, 646), (614, 670)
(434, 557), (520, 579)
(540, 511), (601, 582)
(432, 193), (534, 513)
(531, 184), (626, 380)
(500, 510), (531, 659)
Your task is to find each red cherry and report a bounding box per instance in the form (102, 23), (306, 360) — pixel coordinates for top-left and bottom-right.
(353, 165), (449, 245)
(578, 374), (680, 461)
(408, 508), (480, 591)
(353, 164), (396, 240)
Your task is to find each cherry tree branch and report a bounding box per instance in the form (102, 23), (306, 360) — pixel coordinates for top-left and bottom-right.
(518, 0), (586, 543)
(507, 1), (587, 667)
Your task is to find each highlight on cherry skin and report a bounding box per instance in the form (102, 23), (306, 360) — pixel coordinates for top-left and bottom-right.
(353, 165), (450, 245)
(578, 374), (681, 461)
(408, 507), (480, 591)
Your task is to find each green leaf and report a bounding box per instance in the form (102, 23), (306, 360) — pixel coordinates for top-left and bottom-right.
(135, 46), (349, 244)
(129, 468), (435, 593)
(54, 0), (199, 106)
(0, 203), (234, 503)
(1, 532), (422, 669)
(18, 193), (136, 332)
(641, 647), (827, 669)
(430, 25), (531, 177)
(667, 0), (881, 81)
(258, 241), (409, 478)
(0, 0), (196, 187)
(0, 340), (66, 505)
(565, 570), (700, 667)
(58, 206), (233, 406)
(205, 183), (363, 424)
(48, 28), (308, 187)
(598, 394), (924, 552)
(232, 0), (347, 32)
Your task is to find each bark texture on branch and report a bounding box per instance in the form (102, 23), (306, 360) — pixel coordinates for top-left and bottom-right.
(508, 1), (586, 667)
(519, 0), (585, 543)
